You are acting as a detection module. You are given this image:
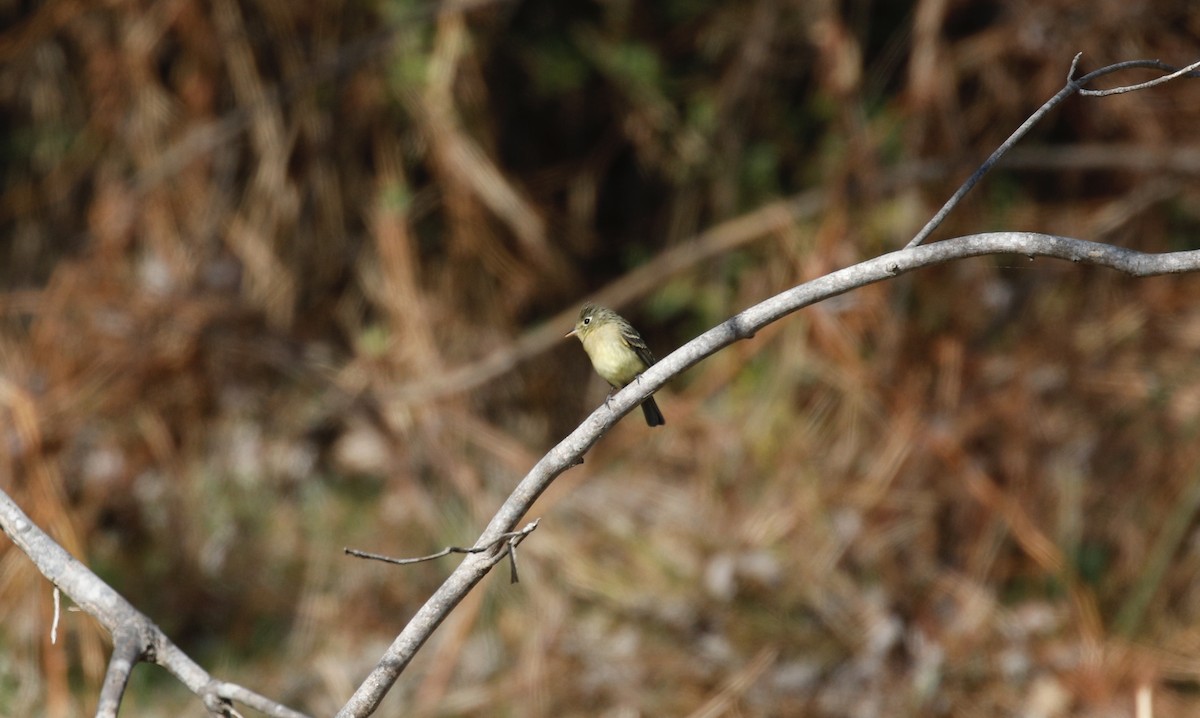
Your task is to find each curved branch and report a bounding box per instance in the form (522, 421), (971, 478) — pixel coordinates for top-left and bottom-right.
(334, 230), (1200, 716)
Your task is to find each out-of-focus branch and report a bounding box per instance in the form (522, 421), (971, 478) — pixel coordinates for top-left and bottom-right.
(0, 488), (311, 718)
(1001, 143), (1200, 173)
(128, 0), (516, 195)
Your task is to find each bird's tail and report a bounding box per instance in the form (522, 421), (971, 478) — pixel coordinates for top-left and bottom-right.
(641, 397), (665, 427)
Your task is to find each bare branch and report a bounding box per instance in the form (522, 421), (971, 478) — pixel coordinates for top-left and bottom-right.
(337, 55), (1200, 717)
(906, 56), (1199, 248)
(96, 624), (142, 718)
(346, 519), (539, 581)
(212, 681), (314, 718)
(5, 51), (1196, 718)
(335, 229), (1200, 717)
(0, 488), (311, 718)
(1078, 58), (1200, 96)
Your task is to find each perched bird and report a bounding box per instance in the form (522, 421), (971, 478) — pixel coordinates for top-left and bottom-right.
(566, 303), (666, 427)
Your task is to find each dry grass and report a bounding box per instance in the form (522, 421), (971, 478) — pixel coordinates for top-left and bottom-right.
(3, 0), (1200, 716)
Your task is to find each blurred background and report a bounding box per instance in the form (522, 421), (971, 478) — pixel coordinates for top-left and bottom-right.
(3, 0), (1200, 715)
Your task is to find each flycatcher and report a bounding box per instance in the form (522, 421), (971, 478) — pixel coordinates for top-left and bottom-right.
(566, 303), (666, 427)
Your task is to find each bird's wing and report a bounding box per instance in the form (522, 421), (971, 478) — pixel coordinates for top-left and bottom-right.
(620, 325), (658, 367)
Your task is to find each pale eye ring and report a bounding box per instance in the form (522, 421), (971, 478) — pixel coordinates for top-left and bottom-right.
(582, 316), (591, 325)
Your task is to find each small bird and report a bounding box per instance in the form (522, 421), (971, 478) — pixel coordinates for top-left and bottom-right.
(566, 303), (666, 427)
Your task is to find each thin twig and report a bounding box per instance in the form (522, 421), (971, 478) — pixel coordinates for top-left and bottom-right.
(906, 56), (1199, 248)
(1079, 59), (1200, 96)
(345, 519), (540, 568)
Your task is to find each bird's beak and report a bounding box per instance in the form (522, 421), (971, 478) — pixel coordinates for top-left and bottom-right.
(565, 327), (577, 338)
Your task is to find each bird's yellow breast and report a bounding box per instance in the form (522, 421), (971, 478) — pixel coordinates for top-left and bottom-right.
(581, 322), (645, 388)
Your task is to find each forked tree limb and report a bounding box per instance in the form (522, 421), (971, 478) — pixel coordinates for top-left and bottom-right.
(0, 488), (311, 718)
(906, 56), (1200, 249)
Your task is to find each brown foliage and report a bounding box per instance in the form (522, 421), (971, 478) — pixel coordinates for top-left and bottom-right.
(2, 0), (1200, 715)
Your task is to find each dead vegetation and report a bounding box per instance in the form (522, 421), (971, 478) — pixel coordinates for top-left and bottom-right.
(3, 0), (1200, 715)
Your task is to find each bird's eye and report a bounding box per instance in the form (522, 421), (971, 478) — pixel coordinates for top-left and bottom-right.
(582, 316), (591, 325)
